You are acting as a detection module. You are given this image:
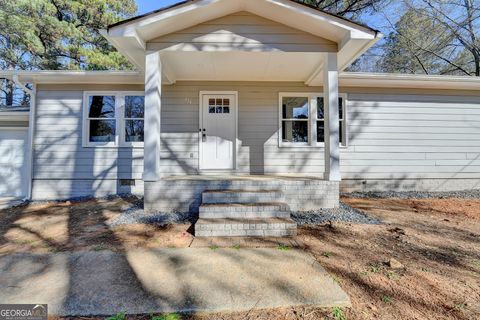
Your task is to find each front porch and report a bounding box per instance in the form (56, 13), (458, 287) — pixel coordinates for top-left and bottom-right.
(144, 175), (339, 213)
(145, 174), (339, 237)
(101, 0), (381, 224)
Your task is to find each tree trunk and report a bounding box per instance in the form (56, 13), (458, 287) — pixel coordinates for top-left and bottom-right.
(5, 79), (14, 106)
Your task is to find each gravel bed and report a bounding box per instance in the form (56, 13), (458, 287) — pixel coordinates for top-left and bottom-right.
(291, 201), (381, 226)
(109, 205), (197, 227)
(342, 189), (480, 200)
(27, 194), (140, 207)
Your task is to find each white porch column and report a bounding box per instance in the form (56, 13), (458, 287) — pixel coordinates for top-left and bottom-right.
(143, 51), (162, 181)
(323, 52), (341, 181)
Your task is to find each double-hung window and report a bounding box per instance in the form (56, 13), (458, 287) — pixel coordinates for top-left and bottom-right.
(279, 93), (346, 147)
(316, 96), (345, 145)
(280, 95), (309, 145)
(83, 91), (145, 147)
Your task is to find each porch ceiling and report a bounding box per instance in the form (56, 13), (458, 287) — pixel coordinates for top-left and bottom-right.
(161, 51), (326, 84)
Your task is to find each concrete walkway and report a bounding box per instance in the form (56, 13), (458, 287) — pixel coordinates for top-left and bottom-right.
(0, 248), (350, 316)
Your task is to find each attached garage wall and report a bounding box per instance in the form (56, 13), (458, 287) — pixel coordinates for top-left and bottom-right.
(0, 128), (28, 198)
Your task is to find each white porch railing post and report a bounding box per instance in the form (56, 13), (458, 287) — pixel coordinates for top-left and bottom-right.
(143, 51), (162, 181)
(323, 52), (341, 181)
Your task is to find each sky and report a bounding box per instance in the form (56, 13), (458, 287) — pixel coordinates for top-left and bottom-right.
(137, 0), (182, 14)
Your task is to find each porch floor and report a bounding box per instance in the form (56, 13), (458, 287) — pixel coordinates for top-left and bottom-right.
(162, 174), (326, 182)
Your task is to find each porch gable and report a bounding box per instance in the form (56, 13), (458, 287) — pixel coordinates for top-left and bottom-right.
(147, 11), (338, 53)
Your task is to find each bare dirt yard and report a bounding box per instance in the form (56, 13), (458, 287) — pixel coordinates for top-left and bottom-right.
(1, 196), (479, 320)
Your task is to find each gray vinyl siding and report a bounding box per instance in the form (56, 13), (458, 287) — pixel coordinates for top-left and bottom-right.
(160, 81), (323, 175)
(161, 82), (480, 183)
(342, 93), (480, 181)
(147, 11), (337, 52)
(31, 81), (480, 199)
(32, 85), (144, 200)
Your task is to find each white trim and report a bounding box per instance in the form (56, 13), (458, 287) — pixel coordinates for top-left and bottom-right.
(12, 75), (33, 95)
(198, 91), (238, 171)
(305, 61), (324, 86)
(2, 70), (480, 90)
(278, 92), (311, 147)
(0, 126), (29, 130)
(26, 83), (36, 200)
(339, 72), (480, 90)
(82, 91), (145, 148)
(278, 92), (347, 148)
(1, 70), (145, 84)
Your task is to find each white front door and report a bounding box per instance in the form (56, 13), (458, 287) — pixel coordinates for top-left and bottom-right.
(200, 93), (236, 170)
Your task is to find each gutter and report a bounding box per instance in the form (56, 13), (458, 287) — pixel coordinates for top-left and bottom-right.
(12, 75), (36, 201)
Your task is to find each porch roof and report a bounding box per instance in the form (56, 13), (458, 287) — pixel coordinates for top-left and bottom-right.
(101, 0), (382, 78)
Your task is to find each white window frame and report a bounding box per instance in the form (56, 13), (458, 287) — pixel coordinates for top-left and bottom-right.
(278, 92), (347, 148)
(278, 93), (310, 147)
(83, 91), (145, 148)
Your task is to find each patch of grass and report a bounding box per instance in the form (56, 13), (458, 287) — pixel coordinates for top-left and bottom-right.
(105, 312), (126, 320)
(368, 262), (382, 273)
(454, 303), (466, 312)
(381, 295), (393, 304)
(42, 244), (58, 253)
(421, 267), (429, 272)
(331, 307), (346, 320)
(330, 274), (341, 284)
(152, 313), (181, 320)
(12, 239), (36, 245)
(277, 245), (290, 251)
(386, 271), (400, 280)
(209, 245), (219, 250)
(322, 251), (334, 258)
(470, 259), (480, 268)
(358, 271), (369, 277)
(230, 244), (241, 250)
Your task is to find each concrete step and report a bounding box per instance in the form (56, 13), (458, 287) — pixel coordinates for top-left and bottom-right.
(202, 189), (284, 204)
(195, 217), (297, 237)
(199, 203), (291, 219)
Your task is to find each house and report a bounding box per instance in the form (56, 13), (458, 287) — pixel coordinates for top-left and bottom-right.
(1, 0), (480, 236)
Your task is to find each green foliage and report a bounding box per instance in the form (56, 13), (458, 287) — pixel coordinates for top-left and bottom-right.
(386, 271), (400, 281)
(105, 312), (126, 320)
(209, 245), (219, 250)
(230, 244), (241, 250)
(368, 262), (382, 273)
(322, 251), (334, 258)
(0, 0), (137, 71)
(381, 295), (393, 304)
(381, 1), (480, 76)
(277, 245), (290, 251)
(381, 8), (450, 75)
(331, 307), (347, 320)
(152, 313), (181, 320)
(330, 274), (341, 284)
